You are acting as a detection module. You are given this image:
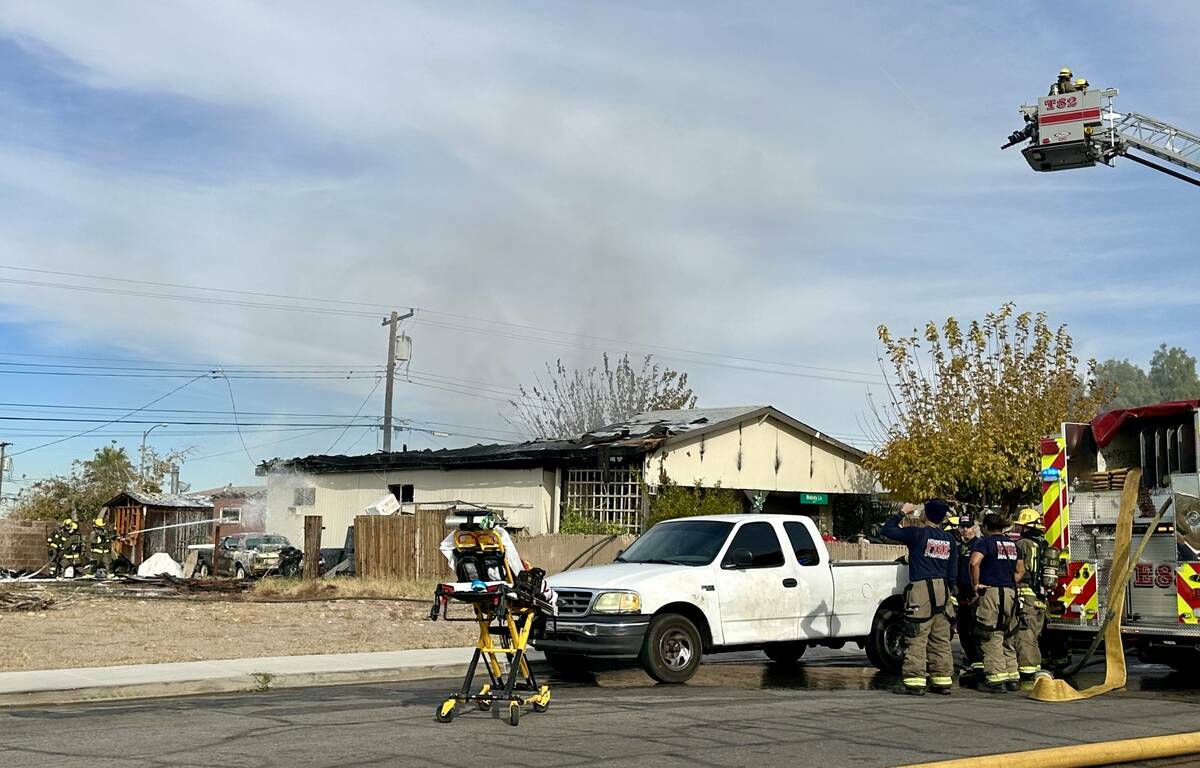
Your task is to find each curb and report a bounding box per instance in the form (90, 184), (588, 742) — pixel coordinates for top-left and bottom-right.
(0, 659), (547, 709)
(898, 730), (1200, 768)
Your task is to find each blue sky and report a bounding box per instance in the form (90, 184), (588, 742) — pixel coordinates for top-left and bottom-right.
(0, 1), (1197, 503)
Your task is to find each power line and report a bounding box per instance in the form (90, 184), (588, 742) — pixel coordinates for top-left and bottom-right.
(0, 264), (883, 383)
(8, 374), (209, 458)
(327, 377), (382, 453)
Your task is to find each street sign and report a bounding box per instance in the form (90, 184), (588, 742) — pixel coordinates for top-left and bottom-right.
(799, 493), (828, 505)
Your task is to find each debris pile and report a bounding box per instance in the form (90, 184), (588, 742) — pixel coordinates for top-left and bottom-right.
(0, 590), (55, 612)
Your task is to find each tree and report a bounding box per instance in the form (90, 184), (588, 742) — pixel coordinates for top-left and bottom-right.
(10, 443), (191, 522)
(510, 353), (697, 438)
(1094, 344), (1200, 408)
(865, 304), (1112, 513)
(1093, 359), (1158, 409)
(1149, 344), (1200, 401)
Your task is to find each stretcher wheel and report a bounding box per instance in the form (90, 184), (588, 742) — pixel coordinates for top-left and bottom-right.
(477, 700), (491, 711)
(532, 701), (550, 713)
(435, 700), (456, 723)
(507, 702), (521, 727)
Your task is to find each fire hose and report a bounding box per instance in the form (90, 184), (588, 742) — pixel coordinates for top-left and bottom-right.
(1030, 468), (1173, 702)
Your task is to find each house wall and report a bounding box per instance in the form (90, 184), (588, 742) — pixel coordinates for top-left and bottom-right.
(264, 466), (556, 547)
(644, 414), (875, 495)
(212, 494), (266, 534)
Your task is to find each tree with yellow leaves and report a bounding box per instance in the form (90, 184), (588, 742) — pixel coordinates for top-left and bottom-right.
(865, 304), (1112, 514)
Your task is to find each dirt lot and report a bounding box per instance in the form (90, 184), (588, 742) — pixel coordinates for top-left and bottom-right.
(0, 594), (477, 672)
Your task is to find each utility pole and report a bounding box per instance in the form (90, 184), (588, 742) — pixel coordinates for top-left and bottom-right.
(0, 442), (10, 508)
(381, 309), (413, 452)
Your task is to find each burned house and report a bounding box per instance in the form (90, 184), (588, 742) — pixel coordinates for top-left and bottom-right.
(259, 406), (875, 548)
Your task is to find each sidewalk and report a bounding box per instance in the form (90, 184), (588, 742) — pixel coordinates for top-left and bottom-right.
(0, 647), (545, 708)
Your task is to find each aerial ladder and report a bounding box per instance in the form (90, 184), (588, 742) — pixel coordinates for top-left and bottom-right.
(1003, 87), (1200, 187)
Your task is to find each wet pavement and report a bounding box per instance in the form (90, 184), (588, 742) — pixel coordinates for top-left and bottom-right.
(3, 648), (1198, 767)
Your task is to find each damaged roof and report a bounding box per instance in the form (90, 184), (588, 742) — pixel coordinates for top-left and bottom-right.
(259, 405), (863, 475)
(102, 489), (214, 509)
(193, 484), (266, 499)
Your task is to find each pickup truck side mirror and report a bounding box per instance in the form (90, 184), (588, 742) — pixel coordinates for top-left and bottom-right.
(615, 549), (625, 560)
(723, 547), (755, 569)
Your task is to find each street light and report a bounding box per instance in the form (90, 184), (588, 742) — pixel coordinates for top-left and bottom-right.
(139, 423), (169, 489)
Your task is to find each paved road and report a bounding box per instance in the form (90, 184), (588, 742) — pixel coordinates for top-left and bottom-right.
(4, 650), (1199, 768)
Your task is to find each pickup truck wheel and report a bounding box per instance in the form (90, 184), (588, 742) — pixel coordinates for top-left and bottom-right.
(197, 563), (210, 578)
(235, 564), (247, 580)
(866, 606), (905, 674)
(764, 642), (807, 665)
(639, 613), (702, 684)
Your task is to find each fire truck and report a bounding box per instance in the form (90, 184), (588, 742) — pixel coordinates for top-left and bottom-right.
(1040, 402), (1200, 672)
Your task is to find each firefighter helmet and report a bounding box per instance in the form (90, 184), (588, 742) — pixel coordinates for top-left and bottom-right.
(93, 516), (105, 527)
(1075, 78), (1089, 89)
(1059, 68), (1072, 79)
(1016, 508), (1042, 527)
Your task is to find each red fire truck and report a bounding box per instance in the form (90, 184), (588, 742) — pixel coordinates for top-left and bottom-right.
(1040, 402), (1200, 672)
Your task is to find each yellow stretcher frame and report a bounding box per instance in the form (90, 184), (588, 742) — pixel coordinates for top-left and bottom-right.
(430, 528), (552, 727)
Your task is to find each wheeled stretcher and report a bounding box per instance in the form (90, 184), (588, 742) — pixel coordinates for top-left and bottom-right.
(429, 514), (555, 726)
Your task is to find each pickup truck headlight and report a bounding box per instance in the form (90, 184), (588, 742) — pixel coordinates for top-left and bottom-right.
(591, 591), (641, 614)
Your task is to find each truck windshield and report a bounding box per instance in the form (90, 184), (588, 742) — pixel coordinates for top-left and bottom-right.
(617, 520), (734, 566)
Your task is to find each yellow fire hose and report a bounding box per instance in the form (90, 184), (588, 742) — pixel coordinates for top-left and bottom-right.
(898, 731), (1200, 768)
(1031, 468), (1174, 702)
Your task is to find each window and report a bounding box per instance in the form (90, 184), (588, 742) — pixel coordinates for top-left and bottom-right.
(784, 521), (822, 566)
(244, 536), (262, 550)
(294, 487), (316, 506)
(388, 484), (414, 503)
(722, 521), (785, 569)
(618, 520), (734, 566)
(220, 536), (238, 550)
(221, 507), (242, 524)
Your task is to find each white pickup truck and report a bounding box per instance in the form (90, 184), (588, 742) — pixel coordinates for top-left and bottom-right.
(534, 514), (909, 683)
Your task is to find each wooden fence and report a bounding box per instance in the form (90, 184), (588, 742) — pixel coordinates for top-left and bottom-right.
(827, 540), (907, 562)
(354, 509), (449, 579)
(353, 514), (906, 580)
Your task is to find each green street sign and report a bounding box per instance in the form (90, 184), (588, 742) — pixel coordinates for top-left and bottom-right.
(799, 492), (828, 505)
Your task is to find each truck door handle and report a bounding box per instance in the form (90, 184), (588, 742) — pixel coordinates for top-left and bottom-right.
(782, 578), (798, 588)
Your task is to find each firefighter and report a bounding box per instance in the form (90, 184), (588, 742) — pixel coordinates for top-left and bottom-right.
(971, 513), (1024, 693)
(952, 512), (984, 685)
(46, 519), (69, 577)
(87, 515), (116, 577)
(1049, 68), (1076, 96)
(881, 499), (957, 696)
(61, 516), (85, 577)
(1013, 508), (1046, 681)
(1074, 78), (1090, 93)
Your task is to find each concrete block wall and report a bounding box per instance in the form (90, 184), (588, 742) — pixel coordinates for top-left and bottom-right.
(0, 519), (55, 571)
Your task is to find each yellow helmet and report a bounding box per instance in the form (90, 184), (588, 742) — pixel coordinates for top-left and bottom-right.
(1059, 67), (1072, 78)
(1016, 508), (1042, 527)
(1075, 78), (1088, 87)
(944, 515), (960, 529)
(93, 516), (105, 527)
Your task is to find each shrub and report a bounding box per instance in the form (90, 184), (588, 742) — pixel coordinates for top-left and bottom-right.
(558, 508), (625, 535)
(646, 479), (743, 528)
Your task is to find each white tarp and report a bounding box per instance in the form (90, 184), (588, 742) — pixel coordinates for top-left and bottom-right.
(137, 552), (183, 578)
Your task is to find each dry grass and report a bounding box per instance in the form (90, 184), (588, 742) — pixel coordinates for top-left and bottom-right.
(0, 594), (475, 672)
(249, 576), (439, 601)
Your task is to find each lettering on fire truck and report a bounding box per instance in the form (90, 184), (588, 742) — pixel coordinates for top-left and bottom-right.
(1132, 563), (1175, 589)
